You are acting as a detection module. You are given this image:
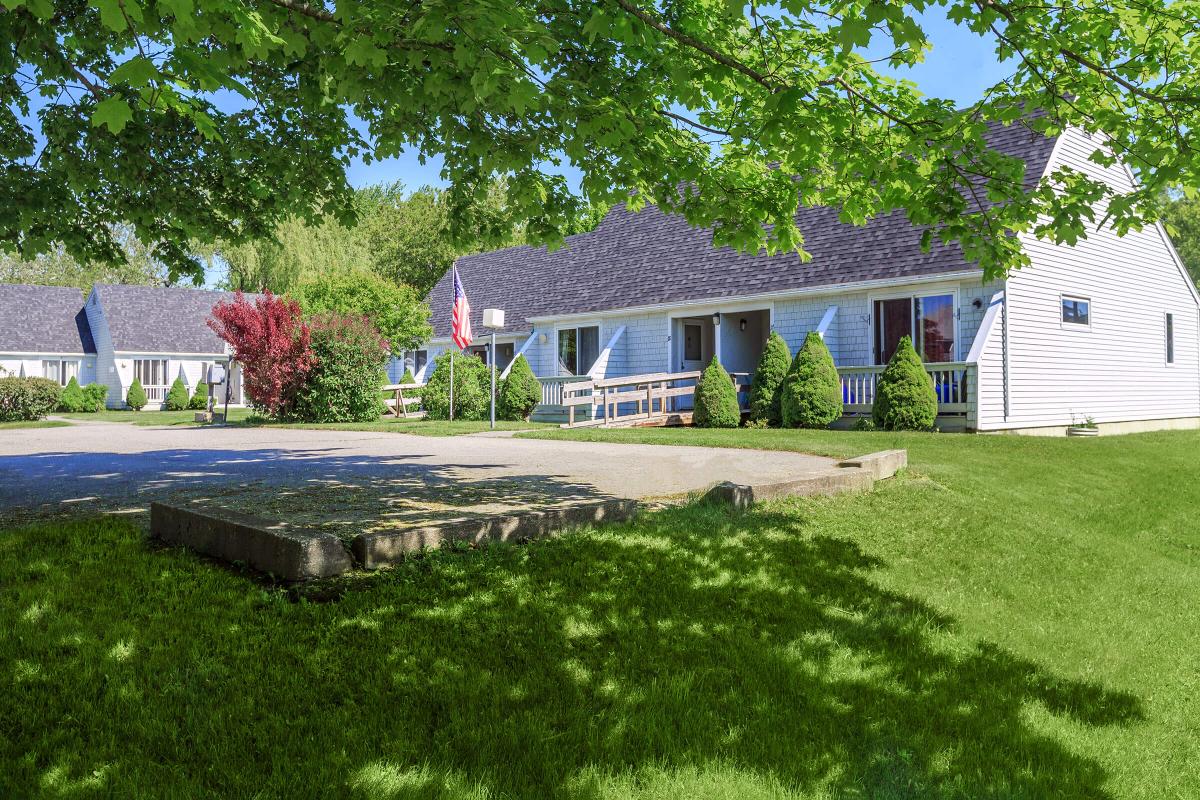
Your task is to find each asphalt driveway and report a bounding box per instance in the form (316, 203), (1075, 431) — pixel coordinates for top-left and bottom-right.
(0, 420), (838, 518)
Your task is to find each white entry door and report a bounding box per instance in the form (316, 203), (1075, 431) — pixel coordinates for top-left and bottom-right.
(676, 320), (708, 410)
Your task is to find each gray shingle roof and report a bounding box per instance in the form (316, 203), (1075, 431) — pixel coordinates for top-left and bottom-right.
(0, 284), (95, 354)
(429, 120), (1058, 338)
(95, 283), (243, 354)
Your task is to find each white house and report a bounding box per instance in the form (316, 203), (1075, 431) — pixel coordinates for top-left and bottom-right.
(0, 285), (98, 386)
(1, 282), (248, 409)
(418, 123), (1200, 435)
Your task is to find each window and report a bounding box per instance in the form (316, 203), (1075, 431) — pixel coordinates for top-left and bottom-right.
(413, 350), (427, 375)
(1061, 296), (1090, 326)
(1166, 314), (1175, 364)
(133, 358), (169, 387)
(557, 326), (599, 375)
(41, 359), (79, 386)
(873, 294), (955, 364)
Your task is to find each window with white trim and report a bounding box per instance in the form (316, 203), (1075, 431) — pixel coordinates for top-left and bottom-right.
(1061, 296), (1090, 326)
(1166, 313), (1175, 364)
(557, 326), (599, 375)
(41, 359), (79, 386)
(133, 358), (169, 388)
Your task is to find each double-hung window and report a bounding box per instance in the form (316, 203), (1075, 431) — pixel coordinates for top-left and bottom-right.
(557, 326), (600, 375)
(41, 359), (79, 386)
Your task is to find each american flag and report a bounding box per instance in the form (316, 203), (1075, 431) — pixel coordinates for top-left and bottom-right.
(450, 266), (473, 349)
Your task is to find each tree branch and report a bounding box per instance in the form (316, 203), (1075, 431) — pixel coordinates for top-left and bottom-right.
(263, 0), (336, 23)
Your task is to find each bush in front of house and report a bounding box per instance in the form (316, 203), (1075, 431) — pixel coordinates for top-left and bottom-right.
(498, 355), (541, 421)
(781, 331), (842, 428)
(189, 381), (208, 410)
(82, 383), (108, 411)
(126, 378), (148, 411)
(872, 335), (937, 431)
(58, 376), (87, 412)
(693, 357), (741, 428)
(422, 350), (489, 421)
(165, 377), (191, 411)
(748, 331), (791, 426)
(0, 376), (62, 421)
(291, 313), (392, 423)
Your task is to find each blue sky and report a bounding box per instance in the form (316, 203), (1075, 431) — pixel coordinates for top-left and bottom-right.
(344, 14), (1011, 191)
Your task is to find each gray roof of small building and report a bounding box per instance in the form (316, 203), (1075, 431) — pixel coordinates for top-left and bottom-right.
(94, 283), (243, 354)
(0, 284), (95, 354)
(429, 120), (1059, 338)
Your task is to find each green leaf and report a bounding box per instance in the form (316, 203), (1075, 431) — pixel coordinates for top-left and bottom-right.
(109, 56), (159, 87)
(91, 96), (134, 133)
(345, 38), (386, 68)
(91, 0), (126, 31)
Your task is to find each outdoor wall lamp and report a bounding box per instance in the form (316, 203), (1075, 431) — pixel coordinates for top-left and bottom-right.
(712, 313), (721, 326)
(739, 318), (748, 332)
(537, 332), (548, 345)
(972, 298), (983, 309)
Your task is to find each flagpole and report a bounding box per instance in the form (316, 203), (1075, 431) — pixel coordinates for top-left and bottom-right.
(449, 350), (454, 422)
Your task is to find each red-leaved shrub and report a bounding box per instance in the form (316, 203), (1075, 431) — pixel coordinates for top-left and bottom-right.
(208, 291), (313, 418)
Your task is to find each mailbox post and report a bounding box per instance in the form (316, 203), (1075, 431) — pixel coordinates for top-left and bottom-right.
(482, 308), (505, 430)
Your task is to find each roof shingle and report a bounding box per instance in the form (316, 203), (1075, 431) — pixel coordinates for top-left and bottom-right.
(0, 284), (95, 354)
(95, 284), (241, 354)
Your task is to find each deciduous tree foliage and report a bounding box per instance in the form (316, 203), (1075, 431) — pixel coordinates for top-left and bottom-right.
(291, 312), (390, 423)
(207, 291), (313, 418)
(1162, 194), (1200, 286)
(293, 269), (431, 354)
(5, 0), (1199, 281)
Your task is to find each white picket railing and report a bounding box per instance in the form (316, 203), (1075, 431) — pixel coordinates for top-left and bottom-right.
(539, 375), (593, 406)
(838, 362), (975, 415)
(144, 385), (168, 403)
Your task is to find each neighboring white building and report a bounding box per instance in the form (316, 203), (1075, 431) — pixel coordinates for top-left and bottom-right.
(0, 283), (248, 409)
(0, 285), (98, 387)
(419, 123), (1200, 435)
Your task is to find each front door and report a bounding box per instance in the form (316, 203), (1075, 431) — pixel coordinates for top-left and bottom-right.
(676, 319), (710, 411)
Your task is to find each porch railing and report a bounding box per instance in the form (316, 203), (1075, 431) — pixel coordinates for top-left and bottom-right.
(838, 361), (975, 415)
(539, 375), (594, 406)
(144, 385), (168, 403)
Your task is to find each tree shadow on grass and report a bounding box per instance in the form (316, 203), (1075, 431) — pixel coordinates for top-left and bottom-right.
(0, 502), (1143, 798)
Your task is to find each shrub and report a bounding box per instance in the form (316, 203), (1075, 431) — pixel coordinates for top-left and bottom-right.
(82, 383), (109, 411)
(780, 331), (842, 428)
(165, 377), (190, 411)
(748, 331), (791, 426)
(126, 378), (147, 411)
(0, 377), (62, 421)
(498, 355), (541, 420)
(58, 376), (86, 412)
(189, 381), (209, 410)
(422, 350), (489, 421)
(693, 357), (740, 428)
(852, 416), (877, 432)
(399, 367), (416, 386)
(208, 291), (313, 418)
(292, 313), (392, 423)
(872, 335), (937, 431)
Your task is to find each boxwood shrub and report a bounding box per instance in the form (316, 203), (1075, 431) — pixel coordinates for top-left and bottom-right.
(693, 357), (740, 428)
(748, 331), (791, 426)
(872, 335), (938, 431)
(0, 377), (62, 421)
(781, 331), (842, 428)
(421, 350), (489, 421)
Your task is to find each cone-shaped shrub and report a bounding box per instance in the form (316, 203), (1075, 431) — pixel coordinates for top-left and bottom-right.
(422, 350), (488, 420)
(165, 377), (190, 410)
(693, 357), (740, 428)
(58, 376), (86, 412)
(126, 378), (147, 411)
(872, 335), (937, 431)
(189, 381), (209, 410)
(498, 355), (541, 421)
(781, 331), (842, 428)
(748, 332), (792, 425)
(399, 368), (416, 385)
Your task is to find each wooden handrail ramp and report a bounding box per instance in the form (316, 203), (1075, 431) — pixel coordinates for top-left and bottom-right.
(560, 370), (751, 428)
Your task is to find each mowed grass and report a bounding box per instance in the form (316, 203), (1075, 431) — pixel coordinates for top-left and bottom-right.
(58, 408), (254, 426)
(0, 420), (70, 430)
(3, 430), (1199, 797)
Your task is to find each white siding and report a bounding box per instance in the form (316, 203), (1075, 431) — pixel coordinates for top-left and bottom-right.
(993, 128), (1200, 429)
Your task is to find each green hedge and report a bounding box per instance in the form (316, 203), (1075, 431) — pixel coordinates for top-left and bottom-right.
(165, 377), (190, 411)
(872, 335), (937, 431)
(498, 355), (541, 421)
(189, 382), (209, 410)
(82, 383), (108, 411)
(58, 377), (86, 412)
(748, 331), (791, 426)
(780, 331), (842, 428)
(421, 350), (489, 421)
(292, 314), (392, 423)
(693, 357), (740, 428)
(0, 377), (63, 421)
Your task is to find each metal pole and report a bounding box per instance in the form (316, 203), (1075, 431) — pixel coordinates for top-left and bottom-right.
(490, 330), (496, 429)
(449, 352), (455, 422)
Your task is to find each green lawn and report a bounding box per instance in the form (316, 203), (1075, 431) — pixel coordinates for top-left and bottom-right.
(58, 408), (254, 426)
(0, 419), (70, 430)
(2, 429), (1198, 797)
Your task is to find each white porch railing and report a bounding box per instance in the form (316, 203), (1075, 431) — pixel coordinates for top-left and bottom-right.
(838, 362), (975, 415)
(144, 385), (168, 403)
(539, 375), (593, 406)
